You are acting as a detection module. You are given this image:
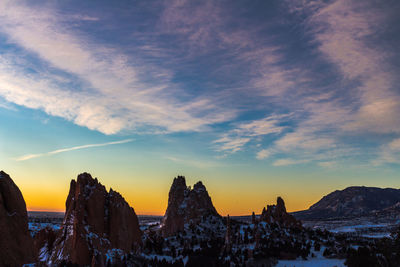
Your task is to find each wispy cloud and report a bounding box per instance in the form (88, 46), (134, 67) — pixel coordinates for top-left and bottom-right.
(273, 158), (309, 167)
(1, 0), (399, 170)
(213, 137), (252, 154)
(303, 0), (400, 134)
(256, 149), (272, 160)
(275, 130), (335, 152)
(0, 1), (234, 135)
(374, 138), (400, 165)
(0, 97), (16, 111)
(318, 161), (337, 168)
(214, 115), (287, 153)
(160, 0), (303, 97)
(14, 139), (133, 161)
(251, 0), (400, 167)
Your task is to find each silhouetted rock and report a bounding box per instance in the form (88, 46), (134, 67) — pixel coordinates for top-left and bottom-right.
(162, 176), (220, 236)
(293, 186), (400, 220)
(50, 173), (141, 265)
(0, 171), (35, 266)
(224, 215), (232, 252)
(260, 197), (302, 228)
(251, 211), (256, 225)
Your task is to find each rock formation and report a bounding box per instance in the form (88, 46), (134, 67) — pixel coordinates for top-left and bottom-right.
(0, 171), (35, 266)
(161, 175), (220, 236)
(260, 196), (302, 228)
(49, 173), (141, 266)
(251, 211), (256, 225)
(34, 227), (57, 262)
(224, 215), (232, 251)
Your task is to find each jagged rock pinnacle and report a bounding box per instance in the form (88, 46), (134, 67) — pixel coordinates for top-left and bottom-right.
(162, 175), (220, 236)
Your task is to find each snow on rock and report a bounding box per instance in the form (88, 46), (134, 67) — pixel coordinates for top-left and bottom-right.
(276, 258), (346, 267)
(161, 176), (221, 236)
(47, 172), (142, 266)
(260, 197), (302, 229)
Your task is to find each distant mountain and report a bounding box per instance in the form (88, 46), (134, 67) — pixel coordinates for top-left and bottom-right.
(293, 186), (400, 220)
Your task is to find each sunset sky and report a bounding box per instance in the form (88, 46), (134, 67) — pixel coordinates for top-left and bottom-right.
(0, 0), (399, 215)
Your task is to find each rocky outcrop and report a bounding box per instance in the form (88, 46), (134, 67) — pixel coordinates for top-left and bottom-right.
(0, 171), (35, 266)
(260, 197), (301, 228)
(49, 173), (141, 266)
(293, 186), (400, 220)
(34, 227), (57, 263)
(161, 176), (220, 236)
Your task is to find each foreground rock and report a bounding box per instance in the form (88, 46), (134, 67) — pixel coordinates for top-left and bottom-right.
(161, 175), (220, 236)
(260, 196), (302, 228)
(49, 173), (141, 266)
(0, 171), (35, 266)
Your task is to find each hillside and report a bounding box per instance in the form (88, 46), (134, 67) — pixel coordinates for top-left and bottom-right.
(293, 186), (400, 220)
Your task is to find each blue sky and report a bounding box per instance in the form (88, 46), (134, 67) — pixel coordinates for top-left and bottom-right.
(0, 0), (399, 214)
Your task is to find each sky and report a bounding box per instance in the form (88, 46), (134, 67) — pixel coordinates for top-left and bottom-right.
(0, 0), (399, 216)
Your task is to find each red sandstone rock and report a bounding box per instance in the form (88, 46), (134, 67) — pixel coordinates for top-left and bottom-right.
(162, 176), (220, 236)
(34, 226), (57, 262)
(260, 196), (302, 228)
(0, 170), (35, 266)
(50, 173), (141, 265)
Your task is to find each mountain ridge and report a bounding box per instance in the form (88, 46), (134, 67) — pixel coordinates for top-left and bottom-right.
(293, 186), (400, 220)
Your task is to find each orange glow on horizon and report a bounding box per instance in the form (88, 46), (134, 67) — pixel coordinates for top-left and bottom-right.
(17, 169), (327, 217)
(24, 193), (317, 216)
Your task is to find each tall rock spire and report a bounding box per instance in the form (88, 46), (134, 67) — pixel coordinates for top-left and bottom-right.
(260, 196), (302, 228)
(162, 176), (220, 236)
(251, 211), (256, 224)
(224, 215), (232, 252)
(50, 173), (142, 265)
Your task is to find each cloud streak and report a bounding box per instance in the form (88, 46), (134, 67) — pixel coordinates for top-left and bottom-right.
(307, 0), (400, 134)
(252, 0), (400, 167)
(214, 115), (287, 153)
(14, 139), (133, 161)
(0, 1), (235, 135)
(374, 138), (400, 165)
(273, 158), (309, 167)
(1, 0), (399, 169)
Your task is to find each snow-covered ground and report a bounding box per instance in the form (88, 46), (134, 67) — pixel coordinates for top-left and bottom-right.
(303, 218), (398, 240)
(329, 223), (388, 233)
(28, 222), (61, 236)
(276, 258), (345, 267)
(276, 247), (345, 267)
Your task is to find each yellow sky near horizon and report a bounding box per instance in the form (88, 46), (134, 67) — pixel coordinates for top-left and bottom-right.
(21, 176), (326, 216)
